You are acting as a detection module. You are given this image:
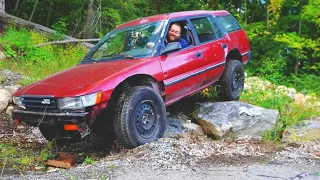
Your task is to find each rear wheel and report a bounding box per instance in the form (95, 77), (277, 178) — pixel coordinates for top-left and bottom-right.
(113, 86), (166, 148)
(217, 60), (244, 101)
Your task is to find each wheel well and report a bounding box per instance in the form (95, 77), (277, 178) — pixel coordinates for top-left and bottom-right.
(226, 49), (242, 62)
(109, 75), (165, 107)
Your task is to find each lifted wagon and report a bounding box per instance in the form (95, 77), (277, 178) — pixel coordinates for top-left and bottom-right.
(12, 10), (251, 148)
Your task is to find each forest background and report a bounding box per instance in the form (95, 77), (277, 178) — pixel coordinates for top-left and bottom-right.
(3, 0), (320, 94)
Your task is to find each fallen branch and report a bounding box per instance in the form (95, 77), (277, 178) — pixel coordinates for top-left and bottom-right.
(35, 38), (100, 47)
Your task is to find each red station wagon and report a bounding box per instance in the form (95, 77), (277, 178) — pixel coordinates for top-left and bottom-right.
(12, 10), (251, 148)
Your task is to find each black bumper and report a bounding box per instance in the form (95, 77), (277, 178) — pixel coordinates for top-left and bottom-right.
(12, 109), (89, 127)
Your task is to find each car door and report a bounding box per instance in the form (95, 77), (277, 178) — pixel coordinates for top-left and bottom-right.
(159, 20), (206, 105)
(189, 16), (227, 86)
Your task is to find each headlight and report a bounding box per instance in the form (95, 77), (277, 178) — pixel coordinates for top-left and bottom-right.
(13, 96), (23, 106)
(57, 91), (103, 109)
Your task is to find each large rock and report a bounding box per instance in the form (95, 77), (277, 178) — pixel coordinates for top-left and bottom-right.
(194, 102), (279, 139)
(3, 85), (22, 95)
(0, 88), (12, 112)
(164, 115), (204, 138)
(282, 118), (320, 143)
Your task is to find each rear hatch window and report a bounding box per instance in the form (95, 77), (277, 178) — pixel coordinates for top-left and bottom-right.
(216, 15), (241, 33)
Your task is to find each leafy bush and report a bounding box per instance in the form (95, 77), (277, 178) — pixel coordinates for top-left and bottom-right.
(240, 83), (320, 141)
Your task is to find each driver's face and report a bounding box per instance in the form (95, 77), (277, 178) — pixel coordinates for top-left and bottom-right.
(167, 24), (181, 42)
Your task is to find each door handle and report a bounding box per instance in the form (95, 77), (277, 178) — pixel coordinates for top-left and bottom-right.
(196, 52), (202, 58)
(221, 43), (227, 49)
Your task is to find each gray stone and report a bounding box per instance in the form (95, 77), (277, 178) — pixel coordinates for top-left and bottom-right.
(282, 119), (320, 143)
(194, 102), (279, 139)
(3, 85), (22, 96)
(183, 123), (204, 136)
(0, 51), (5, 61)
(164, 117), (185, 138)
(1, 70), (24, 86)
(6, 105), (13, 116)
(0, 88), (12, 112)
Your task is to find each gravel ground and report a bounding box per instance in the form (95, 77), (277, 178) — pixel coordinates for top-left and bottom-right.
(1, 112), (320, 180)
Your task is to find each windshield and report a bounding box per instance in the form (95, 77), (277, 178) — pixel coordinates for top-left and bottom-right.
(85, 21), (165, 62)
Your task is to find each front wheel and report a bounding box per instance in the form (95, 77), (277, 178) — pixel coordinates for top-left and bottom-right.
(113, 86), (166, 148)
(217, 60), (244, 101)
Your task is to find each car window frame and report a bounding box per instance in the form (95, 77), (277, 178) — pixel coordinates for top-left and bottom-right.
(155, 17), (198, 56)
(188, 15), (226, 45)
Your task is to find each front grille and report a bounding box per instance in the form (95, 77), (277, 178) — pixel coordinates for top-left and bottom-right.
(21, 95), (57, 110)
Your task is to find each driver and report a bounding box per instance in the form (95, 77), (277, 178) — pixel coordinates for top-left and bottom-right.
(165, 23), (188, 49)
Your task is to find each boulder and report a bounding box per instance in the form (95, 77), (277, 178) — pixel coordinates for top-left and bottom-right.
(3, 85), (22, 96)
(194, 102), (279, 139)
(164, 115), (204, 138)
(164, 117), (185, 138)
(183, 122), (204, 136)
(0, 88), (12, 112)
(6, 105), (13, 116)
(282, 119), (320, 143)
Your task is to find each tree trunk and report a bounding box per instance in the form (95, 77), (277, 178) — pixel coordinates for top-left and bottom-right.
(86, 0), (94, 27)
(14, 0), (20, 11)
(0, 12), (94, 49)
(0, 0), (5, 13)
(29, 0), (39, 21)
(46, 0), (53, 27)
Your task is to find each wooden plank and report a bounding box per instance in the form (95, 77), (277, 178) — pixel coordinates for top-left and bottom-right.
(45, 153), (80, 169)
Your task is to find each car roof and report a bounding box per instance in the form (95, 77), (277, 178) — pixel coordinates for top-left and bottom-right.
(115, 10), (230, 29)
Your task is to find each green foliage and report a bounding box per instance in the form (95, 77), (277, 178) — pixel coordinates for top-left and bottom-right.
(240, 83), (320, 141)
(51, 18), (68, 40)
(0, 142), (57, 174)
(83, 156), (97, 165)
(3, 44), (17, 58)
(288, 74), (320, 94)
(0, 27), (87, 84)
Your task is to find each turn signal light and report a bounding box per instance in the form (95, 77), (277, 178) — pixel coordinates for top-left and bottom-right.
(15, 118), (21, 124)
(64, 124), (79, 131)
(95, 92), (103, 104)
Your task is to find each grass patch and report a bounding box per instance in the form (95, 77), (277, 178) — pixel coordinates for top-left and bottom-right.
(0, 142), (57, 176)
(240, 84), (320, 141)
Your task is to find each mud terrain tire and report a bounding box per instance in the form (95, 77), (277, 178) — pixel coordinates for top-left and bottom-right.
(113, 86), (166, 148)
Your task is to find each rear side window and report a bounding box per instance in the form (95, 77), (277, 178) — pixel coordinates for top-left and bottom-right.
(190, 17), (215, 43)
(216, 15), (241, 33)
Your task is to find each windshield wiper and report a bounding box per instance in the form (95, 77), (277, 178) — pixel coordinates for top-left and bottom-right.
(118, 54), (134, 59)
(87, 58), (100, 63)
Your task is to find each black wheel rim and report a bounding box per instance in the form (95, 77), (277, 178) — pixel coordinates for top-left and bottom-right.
(231, 69), (243, 95)
(135, 101), (158, 139)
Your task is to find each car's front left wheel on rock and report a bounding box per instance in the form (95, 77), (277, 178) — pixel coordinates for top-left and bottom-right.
(113, 86), (166, 148)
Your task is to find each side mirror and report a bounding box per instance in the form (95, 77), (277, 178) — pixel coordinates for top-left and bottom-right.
(160, 42), (182, 55)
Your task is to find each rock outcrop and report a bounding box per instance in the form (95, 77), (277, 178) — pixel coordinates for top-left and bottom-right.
(194, 101), (279, 139)
(0, 88), (12, 112)
(282, 117), (320, 143)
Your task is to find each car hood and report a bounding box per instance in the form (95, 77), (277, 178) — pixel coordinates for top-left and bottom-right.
(16, 59), (147, 97)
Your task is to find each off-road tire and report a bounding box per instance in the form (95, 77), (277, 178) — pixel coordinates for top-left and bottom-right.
(113, 86), (166, 148)
(217, 60), (244, 101)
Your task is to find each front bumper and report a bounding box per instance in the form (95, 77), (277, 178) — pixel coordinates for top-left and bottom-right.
(12, 109), (89, 126)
